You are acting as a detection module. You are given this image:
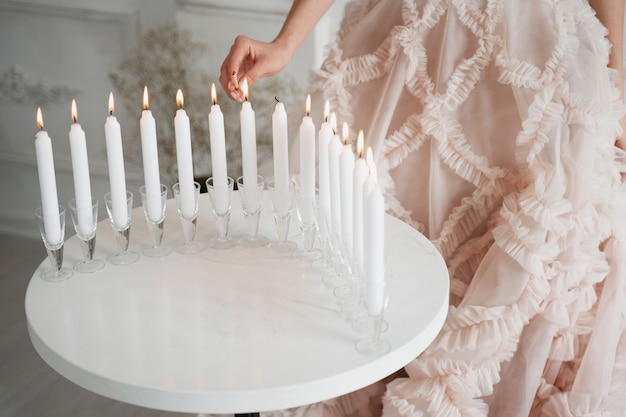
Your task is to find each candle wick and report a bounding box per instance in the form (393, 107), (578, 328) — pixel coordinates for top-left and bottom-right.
(109, 110), (113, 116)
(274, 96), (280, 103)
(72, 116), (77, 123)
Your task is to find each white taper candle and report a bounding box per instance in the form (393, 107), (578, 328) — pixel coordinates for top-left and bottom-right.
(68, 100), (94, 235)
(35, 108), (62, 245)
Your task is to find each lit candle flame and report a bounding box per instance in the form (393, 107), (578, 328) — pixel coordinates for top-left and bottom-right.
(342, 122), (349, 145)
(324, 100), (329, 122)
(366, 147), (377, 179)
(241, 78), (249, 101)
(36, 107), (44, 130)
(330, 112), (337, 134)
(211, 83), (217, 105)
(176, 89), (184, 108)
(108, 92), (115, 115)
(143, 86), (149, 110)
(357, 130), (364, 158)
(305, 94), (311, 117)
(71, 99), (78, 123)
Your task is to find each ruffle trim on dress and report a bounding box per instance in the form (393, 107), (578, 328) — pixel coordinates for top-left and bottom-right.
(432, 269), (549, 353)
(263, 377), (387, 417)
(496, 1), (580, 92)
(514, 85), (563, 170)
(387, 325), (542, 416)
(384, 373), (495, 417)
(439, 35), (499, 111)
(493, 195), (559, 277)
(451, 0), (503, 39)
(383, 114), (427, 170)
(423, 107), (508, 189)
(540, 327), (626, 417)
(433, 190), (493, 260)
(342, 34), (399, 88)
(337, 0), (382, 41)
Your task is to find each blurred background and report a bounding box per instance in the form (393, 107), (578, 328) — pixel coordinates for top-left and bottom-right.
(0, 0), (348, 240)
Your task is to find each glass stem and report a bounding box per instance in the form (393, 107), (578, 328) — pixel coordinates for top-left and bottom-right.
(147, 220), (164, 248)
(181, 217), (197, 243)
(114, 226), (131, 253)
(216, 213), (230, 239)
(79, 236), (96, 261)
(46, 245), (64, 272)
(246, 211), (260, 237)
(274, 214), (290, 242)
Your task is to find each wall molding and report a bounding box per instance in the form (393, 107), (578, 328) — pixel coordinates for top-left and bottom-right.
(176, 0), (290, 17)
(0, 1), (139, 52)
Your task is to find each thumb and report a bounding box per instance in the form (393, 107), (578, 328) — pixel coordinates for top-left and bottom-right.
(239, 68), (262, 94)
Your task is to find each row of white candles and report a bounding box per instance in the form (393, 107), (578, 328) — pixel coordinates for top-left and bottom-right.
(34, 81), (385, 315)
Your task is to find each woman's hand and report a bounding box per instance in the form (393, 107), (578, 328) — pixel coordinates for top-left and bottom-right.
(219, 0), (336, 100)
(219, 35), (292, 101)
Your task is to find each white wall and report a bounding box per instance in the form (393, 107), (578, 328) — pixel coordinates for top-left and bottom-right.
(0, 0), (340, 239)
(0, 0), (176, 239)
(0, 0), (345, 236)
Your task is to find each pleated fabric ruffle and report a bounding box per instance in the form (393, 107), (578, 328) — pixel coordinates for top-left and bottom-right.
(275, 0), (626, 416)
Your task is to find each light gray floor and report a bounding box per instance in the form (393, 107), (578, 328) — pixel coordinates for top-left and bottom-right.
(0, 233), (199, 417)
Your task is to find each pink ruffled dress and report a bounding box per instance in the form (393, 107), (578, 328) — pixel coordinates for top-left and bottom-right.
(265, 0), (626, 416)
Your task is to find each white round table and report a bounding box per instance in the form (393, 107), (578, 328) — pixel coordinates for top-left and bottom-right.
(26, 192), (449, 415)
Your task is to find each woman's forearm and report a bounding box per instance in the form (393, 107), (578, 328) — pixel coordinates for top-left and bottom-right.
(273, 0), (336, 59)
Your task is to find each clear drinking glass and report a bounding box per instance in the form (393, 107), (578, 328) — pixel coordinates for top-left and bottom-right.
(68, 197), (105, 273)
(236, 175), (266, 248)
(356, 289), (390, 356)
(312, 201), (334, 274)
(104, 191), (139, 265)
(293, 185), (322, 262)
(139, 184), (171, 258)
(35, 205), (73, 281)
(206, 176), (236, 249)
(267, 177), (297, 253)
(173, 181), (204, 254)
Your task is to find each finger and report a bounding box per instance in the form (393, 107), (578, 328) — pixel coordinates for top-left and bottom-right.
(231, 70), (239, 90)
(219, 37), (250, 99)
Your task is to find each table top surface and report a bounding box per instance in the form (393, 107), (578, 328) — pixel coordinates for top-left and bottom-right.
(25, 191), (449, 414)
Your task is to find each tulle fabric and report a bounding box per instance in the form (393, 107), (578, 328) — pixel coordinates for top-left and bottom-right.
(269, 0), (626, 416)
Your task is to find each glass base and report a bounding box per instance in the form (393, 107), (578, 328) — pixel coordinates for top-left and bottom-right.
(74, 258), (105, 273)
(143, 244), (172, 258)
(268, 240), (297, 253)
(356, 338), (391, 356)
(108, 250), (139, 265)
(208, 236), (237, 250)
(293, 248), (322, 263)
(175, 240), (205, 254)
(41, 267), (73, 282)
(238, 235), (268, 248)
